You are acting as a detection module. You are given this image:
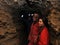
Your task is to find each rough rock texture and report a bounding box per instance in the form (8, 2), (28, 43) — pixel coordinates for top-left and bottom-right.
(0, 0), (60, 45)
(48, 8), (60, 32)
(47, 8), (60, 45)
(0, 9), (20, 45)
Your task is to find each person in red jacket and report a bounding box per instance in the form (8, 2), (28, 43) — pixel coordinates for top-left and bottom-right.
(28, 15), (49, 45)
(28, 12), (40, 45)
(38, 18), (49, 45)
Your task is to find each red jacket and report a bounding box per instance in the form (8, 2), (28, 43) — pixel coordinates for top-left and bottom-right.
(28, 22), (49, 45)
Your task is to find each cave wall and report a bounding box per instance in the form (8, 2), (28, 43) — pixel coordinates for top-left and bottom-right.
(0, 0), (60, 45)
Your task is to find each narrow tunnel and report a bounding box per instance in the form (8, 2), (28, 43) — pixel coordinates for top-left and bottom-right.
(0, 0), (60, 45)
